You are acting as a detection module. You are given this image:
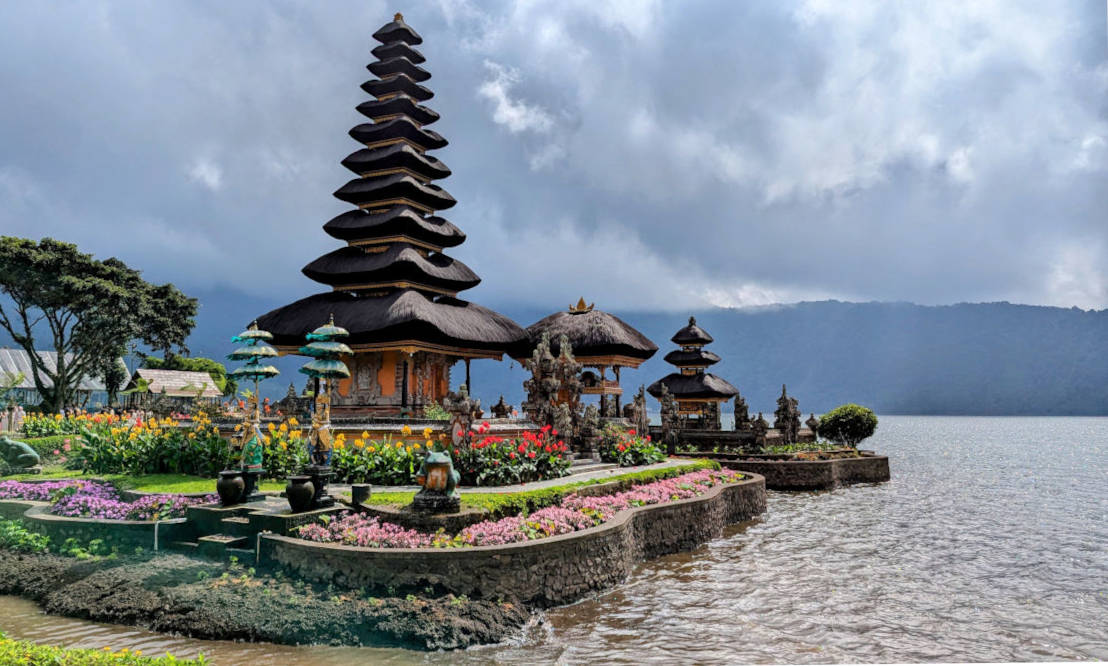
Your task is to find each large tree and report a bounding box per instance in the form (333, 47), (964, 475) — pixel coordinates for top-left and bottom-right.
(0, 237), (198, 411)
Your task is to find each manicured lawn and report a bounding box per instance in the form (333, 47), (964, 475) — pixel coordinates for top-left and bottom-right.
(3, 466), (284, 494)
(363, 460), (720, 519)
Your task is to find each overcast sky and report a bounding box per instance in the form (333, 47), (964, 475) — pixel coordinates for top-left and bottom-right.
(0, 1), (1105, 313)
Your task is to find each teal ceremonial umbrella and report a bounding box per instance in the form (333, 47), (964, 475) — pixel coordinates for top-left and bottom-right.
(299, 315), (351, 381)
(228, 322), (281, 415)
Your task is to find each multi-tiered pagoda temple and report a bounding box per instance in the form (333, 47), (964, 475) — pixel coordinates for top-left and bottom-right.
(256, 14), (526, 415)
(648, 317), (739, 430)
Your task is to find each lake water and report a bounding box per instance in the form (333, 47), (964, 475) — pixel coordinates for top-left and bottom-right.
(2, 416), (1106, 663)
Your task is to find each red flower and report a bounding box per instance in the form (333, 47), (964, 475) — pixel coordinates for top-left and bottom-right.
(454, 448), (460, 455)
(618, 444), (626, 452)
(518, 443), (527, 454)
(541, 424), (552, 433)
(527, 451), (536, 459)
(544, 445), (552, 453)
(551, 429), (558, 436)
(628, 429), (636, 436)
(509, 452), (516, 460)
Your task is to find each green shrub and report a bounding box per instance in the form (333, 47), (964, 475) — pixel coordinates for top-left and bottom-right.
(597, 424), (666, 466)
(422, 401), (451, 420)
(0, 519), (50, 553)
(21, 434), (74, 459)
(818, 404), (878, 447)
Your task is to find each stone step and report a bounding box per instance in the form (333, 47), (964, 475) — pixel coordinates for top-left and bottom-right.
(197, 534), (250, 561)
(219, 516), (252, 538)
(569, 463), (618, 475)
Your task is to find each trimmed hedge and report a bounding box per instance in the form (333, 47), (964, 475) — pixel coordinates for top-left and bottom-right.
(21, 435), (74, 459)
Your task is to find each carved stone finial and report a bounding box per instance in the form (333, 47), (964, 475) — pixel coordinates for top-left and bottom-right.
(569, 297), (595, 313)
(689, 316), (696, 326)
(394, 12), (404, 22)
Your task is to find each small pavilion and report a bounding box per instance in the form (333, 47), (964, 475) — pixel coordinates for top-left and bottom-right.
(514, 299), (657, 415)
(255, 14), (526, 415)
(648, 316), (738, 430)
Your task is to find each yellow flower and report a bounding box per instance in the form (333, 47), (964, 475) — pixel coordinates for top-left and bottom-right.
(368, 446), (376, 453)
(289, 417), (299, 427)
(425, 439), (433, 449)
(401, 425), (412, 436)
(413, 443), (421, 450)
(354, 439), (365, 448)
(188, 433), (196, 440)
(395, 442), (403, 449)
(422, 426), (432, 438)
(279, 423), (288, 433)
(263, 435), (272, 445)
(268, 423), (276, 432)
(361, 430), (370, 439)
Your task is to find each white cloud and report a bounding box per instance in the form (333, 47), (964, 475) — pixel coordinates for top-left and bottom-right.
(1045, 242), (1107, 310)
(477, 60), (554, 134)
(187, 157), (223, 191)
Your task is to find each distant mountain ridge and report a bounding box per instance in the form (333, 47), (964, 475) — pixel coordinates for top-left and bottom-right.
(7, 291), (1107, 415)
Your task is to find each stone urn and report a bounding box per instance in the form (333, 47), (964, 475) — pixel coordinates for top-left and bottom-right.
(285, 475), (315, 513)
(216, 470), (245, 506)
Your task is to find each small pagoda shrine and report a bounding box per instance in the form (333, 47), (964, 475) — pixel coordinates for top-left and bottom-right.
(648, 316), (739, 430)
(255, 14), (525, 415)
(514, 299), (657, 416)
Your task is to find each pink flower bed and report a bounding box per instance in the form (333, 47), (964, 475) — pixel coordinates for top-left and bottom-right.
(297, 469), (743, 549)
(0, 479), (214, 521)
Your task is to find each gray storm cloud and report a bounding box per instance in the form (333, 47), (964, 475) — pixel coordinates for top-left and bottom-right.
(0, 0), (1104, 310)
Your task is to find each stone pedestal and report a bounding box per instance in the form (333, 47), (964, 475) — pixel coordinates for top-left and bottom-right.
(305, 465), (335, 509)
(241, 468), (267, 503)
(411, 491), (460, 514)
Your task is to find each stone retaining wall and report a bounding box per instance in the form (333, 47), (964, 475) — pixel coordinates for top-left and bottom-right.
(258, 473), (766, 608)
(0, 500), (191, 551)
(711, 454), (890, 490)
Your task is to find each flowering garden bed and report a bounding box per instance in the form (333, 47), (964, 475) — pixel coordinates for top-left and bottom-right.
(0, 480), (214, 521)
(297, 469), (744, 548)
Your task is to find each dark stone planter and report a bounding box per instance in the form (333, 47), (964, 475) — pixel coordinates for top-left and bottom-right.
(216, 470), (245, 506)
(285, 476), (315, 513)
(351, 484), (371, 505)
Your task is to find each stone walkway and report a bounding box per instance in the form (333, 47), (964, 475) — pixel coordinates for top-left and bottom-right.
(326, 458), (695, 496)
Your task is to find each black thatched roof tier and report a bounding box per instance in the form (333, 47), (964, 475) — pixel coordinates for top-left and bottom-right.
(672, 316), (714, 345)
(368, 57), (430, 82)
(356, 95), (439, 125)
(302, 244), (480, 292)
(371, 41), (424, 64)
(516, 309), (658, 364)
(647, 373), (739, 401)
(341, 143), (450, 180)
(254, 289), (526, 354)
(361, 75), (433, 102)
(663, 349), (721, 367)
(373, 15), (422, 46)
(323, 206), (465, 248)
(333, 174), (456, 211)
(349, 117), (447, 151)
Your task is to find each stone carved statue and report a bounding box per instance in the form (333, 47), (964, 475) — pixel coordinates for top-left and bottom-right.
(733, 393), (750, 431)
(658, 383), (679, 454)
(443, 385), (479, 447)
(632, 386), (649, 436)
(413, 450), (461, 514)
(773, 384), (802, 444)
(752, 412), (769, 447)
(805, 413), (821, 437)
(0, 435), (40, 469)
(490, 395), (513, 419)
(308, 389), (333, 466)
(236, 394), (265, 470)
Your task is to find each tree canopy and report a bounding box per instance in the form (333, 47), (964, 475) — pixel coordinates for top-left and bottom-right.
(0, 237), (197, 411)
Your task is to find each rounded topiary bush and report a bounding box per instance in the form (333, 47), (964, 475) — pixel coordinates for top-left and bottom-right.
(818, 404), (878, 447)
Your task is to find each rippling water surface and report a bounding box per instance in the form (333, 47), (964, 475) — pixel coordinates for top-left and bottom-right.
(3, 417), (1107, 663)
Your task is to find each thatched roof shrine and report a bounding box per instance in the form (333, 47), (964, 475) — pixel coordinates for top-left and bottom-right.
(648, 316), (738, 404)
(255, 13), (525, 359)
(514, 299), (658, 369)
(254, 13), (525, 413)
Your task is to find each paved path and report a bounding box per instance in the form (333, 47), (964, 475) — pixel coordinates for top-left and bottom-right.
(326, 458), (697, 496)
